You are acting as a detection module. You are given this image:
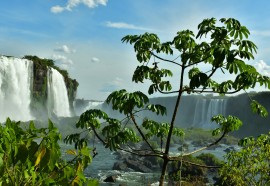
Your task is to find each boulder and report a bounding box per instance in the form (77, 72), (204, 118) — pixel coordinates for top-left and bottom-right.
(103, 174), (119, 183)
(124, 159), (152, 173)
(113, 161), (128, 171)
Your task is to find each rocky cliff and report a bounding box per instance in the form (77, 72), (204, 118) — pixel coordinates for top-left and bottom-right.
(23, 55), (79, 118)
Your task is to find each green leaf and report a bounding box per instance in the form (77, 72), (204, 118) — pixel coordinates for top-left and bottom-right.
(66, 149), (77, 156)
(35, 147), (46, 167)
(212, 128), (221, 136)
(250, 100), (268, 117)
(147, 104), (167, 115)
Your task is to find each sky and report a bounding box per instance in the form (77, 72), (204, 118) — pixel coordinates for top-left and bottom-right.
(1, 0), (270, 100)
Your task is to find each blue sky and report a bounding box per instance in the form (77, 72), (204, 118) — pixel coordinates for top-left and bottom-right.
(1, 0), (270, 100)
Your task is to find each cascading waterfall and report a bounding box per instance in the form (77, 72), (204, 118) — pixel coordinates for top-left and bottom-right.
(47, 67), (71, 117)
(193, 98), (227, 128)
(0, 56), (34, 122)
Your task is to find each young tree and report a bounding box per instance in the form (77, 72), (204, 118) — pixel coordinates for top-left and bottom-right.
(66, 18), (270, 185)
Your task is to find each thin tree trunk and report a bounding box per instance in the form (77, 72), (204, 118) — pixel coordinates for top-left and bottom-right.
(159, 67), (185, 186)
(159, 158), (168, 186)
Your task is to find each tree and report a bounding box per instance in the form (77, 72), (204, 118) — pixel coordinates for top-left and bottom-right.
(218, 133), (270, 186)
(0, 118), (97, 186)
(66, 17), (270, 186)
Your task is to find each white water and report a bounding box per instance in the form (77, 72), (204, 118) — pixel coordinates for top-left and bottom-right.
(193, 98), (227, 128)
(0, 56), (34, 122)
(76, 101), (103, 115)
(47, 67), (71, 117)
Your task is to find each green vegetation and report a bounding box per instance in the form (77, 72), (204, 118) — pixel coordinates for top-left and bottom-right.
(218, 132), (270, 186)
(24, 55), (67, 78)
(66, 17), (270, 186)
(0, 118), (97, 186)
(184, 128), (239, 146)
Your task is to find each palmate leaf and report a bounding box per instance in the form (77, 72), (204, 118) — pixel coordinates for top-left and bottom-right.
(211, 114), (242, 133)
(142, 119), (171, 137)
(226, 59), (246, 74)
(172, 127), (185, 137)
(147, 104), (167, 115)
(132, 65), (173, 90)
(250, 100), (268, 117)
(196, 18), (217, 39)
(122, 33), (161, 62)
(173, 30), (196, 52)
(106, 89), (149, 114)
(76, 109), (108, 129)
(189, 72), (208, 88)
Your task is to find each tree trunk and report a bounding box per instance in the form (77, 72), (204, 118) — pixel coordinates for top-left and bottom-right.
(159, 158), (168, 186)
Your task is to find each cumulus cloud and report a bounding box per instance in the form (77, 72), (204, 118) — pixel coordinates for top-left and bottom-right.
(51, 0), (108, 14)
(52, 54), (73, 69)
(91, 57), (100, 63)
(54, 45), (76, 54)
(105, 21), (149, 30)
(50, 5), (65, 14)
(254, 60), (270, 76)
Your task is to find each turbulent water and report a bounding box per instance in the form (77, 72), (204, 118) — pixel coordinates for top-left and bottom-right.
(47, 67), (71, 117)
(62, 142), (231, 185)
(0, 56), (34, 122)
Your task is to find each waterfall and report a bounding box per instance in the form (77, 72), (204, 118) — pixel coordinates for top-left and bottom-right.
(0, 56), (34, 122)
(47, 67), (71, 117)
(193, 98), (227, 128)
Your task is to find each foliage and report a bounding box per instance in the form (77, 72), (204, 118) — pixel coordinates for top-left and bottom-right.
(183, 128), (239, 146)
(66, 17), (270, 186)
(218, 132), (270, 186)
(23, 55), (67, 77)
(168, 155), (207, 185)
(196, 153), (223, 167)
(0, 118), (97, 186)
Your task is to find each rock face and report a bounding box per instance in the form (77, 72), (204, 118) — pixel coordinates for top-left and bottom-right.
(24, 55), (79, 118)
(112, 151), (160, 173)
(124, 158), (152, 173)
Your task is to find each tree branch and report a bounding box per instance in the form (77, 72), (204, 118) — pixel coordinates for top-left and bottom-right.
(192, 88), (243, 95)
(130, 114), (158, 153)
(151, 52), (182, 67)
(182, 131), (226, 157)
(185, 55), (211, 68)
(169, 158), (222, 169)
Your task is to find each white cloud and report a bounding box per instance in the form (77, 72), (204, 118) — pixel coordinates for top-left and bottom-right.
(91, 57), (100, 63)
(54, 45), (75, 54)
(254, 60), (270, 76)
(105, 21), (150, 31)
(51, 0), (108, 14)
(50, 5), (65, 14)
(52, 54), (73, 69)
